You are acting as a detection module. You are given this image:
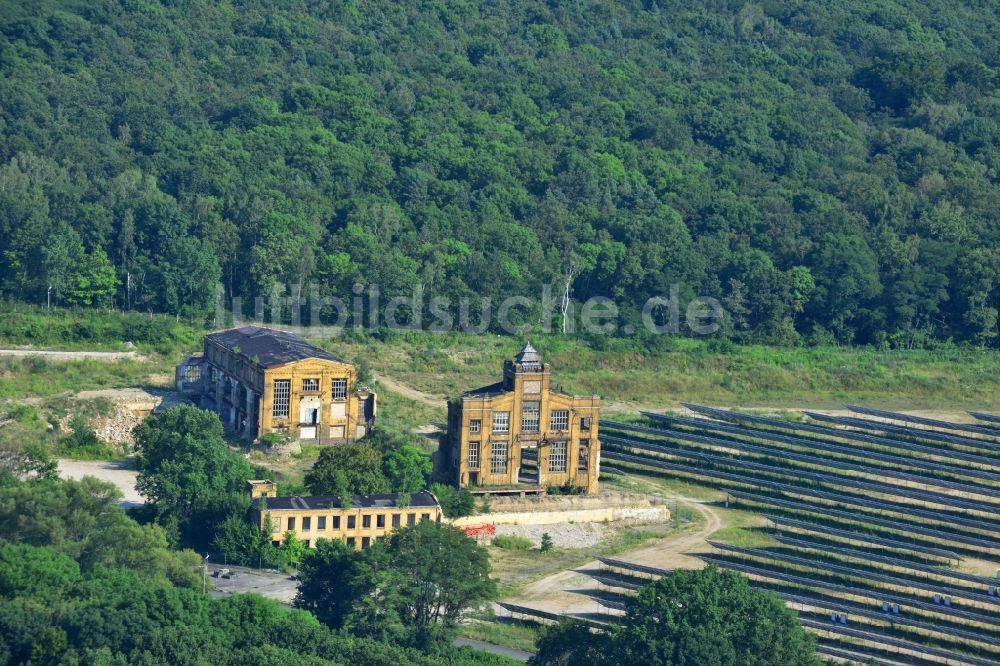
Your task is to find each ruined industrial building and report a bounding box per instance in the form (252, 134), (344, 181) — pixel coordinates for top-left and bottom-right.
(176, 326), (375, 443)
(247, 480), (442, 550)
(444, 344), (601, 495)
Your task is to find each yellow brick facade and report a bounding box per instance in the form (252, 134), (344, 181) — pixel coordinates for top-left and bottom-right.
(177, 327), (375, 443)
(248, 481), (442, 551)
(445, 344), (600, 494)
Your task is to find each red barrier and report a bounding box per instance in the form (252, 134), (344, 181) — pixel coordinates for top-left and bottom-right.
(461, 523), (496, 539)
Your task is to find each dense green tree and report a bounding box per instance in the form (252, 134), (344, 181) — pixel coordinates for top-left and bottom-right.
(0, 0), (997, 347)
(294, 538), (370, 629)
(296, 521), (495, 648)
(383, 444), (432, 494)
(304, 443), (390, 496)
(431, 483), (476, 519)
(134, 405), (253, 545)
(531, 566), (821, 666)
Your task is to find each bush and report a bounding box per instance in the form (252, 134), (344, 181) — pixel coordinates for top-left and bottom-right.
(491, 535), (533, 551)
(547, 482), (585, 496)
(59, 414), (116, 459)
(432, 482), (476, 518)
(540, 533), (554, 552)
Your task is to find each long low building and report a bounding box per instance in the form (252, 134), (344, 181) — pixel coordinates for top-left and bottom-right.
(247, 480), (442, 550)
(176, 326), (376, 443)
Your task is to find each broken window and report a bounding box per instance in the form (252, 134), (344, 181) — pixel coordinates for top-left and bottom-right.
(302, 378), (319, 392)
(491, 441), (508, 474)
(521, 401), (540, 433)
(492, 411), (510, 433)
(469, 419), (481, 434)
(550, 410), (569, 431)
(332, 378), (347, 400)
(272, 379), (290, 418)
(549, 441), (568, 473)
(468, 441), (480, 469)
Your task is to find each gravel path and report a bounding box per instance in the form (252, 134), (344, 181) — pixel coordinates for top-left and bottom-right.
(501, 494), (722, 619)
(0, 349), (138, 360)
(56, 458), (143, 507)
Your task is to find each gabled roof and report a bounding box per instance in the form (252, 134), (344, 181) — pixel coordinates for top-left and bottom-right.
(206, 326), (344, 368)
(257, 490), (439, 511)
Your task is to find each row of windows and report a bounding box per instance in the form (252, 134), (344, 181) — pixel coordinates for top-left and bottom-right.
(278, 512), (432, 532)
(272, 378), (349, 418)
(282, 536), (378, 550)
(470, 409), (576, 434)
(469, 440), (572, 474)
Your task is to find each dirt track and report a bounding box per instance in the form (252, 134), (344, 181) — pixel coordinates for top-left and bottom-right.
(501, 493), (722, 617)
(56, 459), (143, 507)
(0, 348), (138, 360)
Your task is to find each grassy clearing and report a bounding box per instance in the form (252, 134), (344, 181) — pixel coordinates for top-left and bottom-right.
(322, 331), (1000, 412)
(4, 309), (999, 420)
(0, 356), (175, 399)
(491, 535), (534, 551)
(489, 524), (676, 598)
(459, 614), (542, 653)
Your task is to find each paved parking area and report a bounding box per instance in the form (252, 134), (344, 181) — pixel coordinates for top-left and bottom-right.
(208, 565), (298, 604)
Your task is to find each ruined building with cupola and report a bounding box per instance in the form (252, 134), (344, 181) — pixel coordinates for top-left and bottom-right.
(443, 344), (600, 494)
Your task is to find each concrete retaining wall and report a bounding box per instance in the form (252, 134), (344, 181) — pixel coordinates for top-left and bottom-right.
(451, 504), (669, 527)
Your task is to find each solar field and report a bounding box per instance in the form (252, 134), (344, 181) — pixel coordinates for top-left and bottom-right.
(597, 405), (1000, 666)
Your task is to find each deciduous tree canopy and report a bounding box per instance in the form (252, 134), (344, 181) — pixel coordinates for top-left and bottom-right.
(0, 1), (997, 346)
(532, 566), (821, 666)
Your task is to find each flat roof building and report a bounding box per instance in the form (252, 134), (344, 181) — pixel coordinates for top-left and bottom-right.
(247, 481), (441, 550)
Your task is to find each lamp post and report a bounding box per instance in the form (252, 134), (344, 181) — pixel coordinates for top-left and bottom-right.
(203, 554), (210, 594)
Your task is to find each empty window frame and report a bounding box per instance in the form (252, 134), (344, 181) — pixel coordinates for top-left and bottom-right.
(491, 441), (508, 474)
(302, 378), (319, 392)
(183, 365), (201, 385)
(347, 515), (356, 529)
(549, 441), (568, 473)
(392, 514), (401, 528)
(467, 441), (480, 469)
(272, 379), (291, 418)
(286, 516), (296, 531)
(376, 514), (385, 529)
(492, 411), (510, 434)
(469, 419), (481, 434)
(362, 515), (371, 529)
(332, 516), (341, 529)
(317, 516), (327, 530)
(521, 401), (540, 433)
(550, 410), (569, 431)
(407, 513), (416, 526)
(302, 516), (312, 530)
(331, 378), (348, 400)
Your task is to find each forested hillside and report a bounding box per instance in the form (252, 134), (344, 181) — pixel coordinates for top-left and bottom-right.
(0, 0), (997, 346)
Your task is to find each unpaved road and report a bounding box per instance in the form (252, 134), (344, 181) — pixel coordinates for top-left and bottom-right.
(374, 373), (446, 407)
(502, 494), (722, 618)
(0, 348), (138, 360)
(57, 458), (143, 507)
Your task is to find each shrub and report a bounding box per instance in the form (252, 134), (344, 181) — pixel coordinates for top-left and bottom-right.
(491, 535), (533, 550)
(540, 533), (554, 552)
(432, 482), (476, 518)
